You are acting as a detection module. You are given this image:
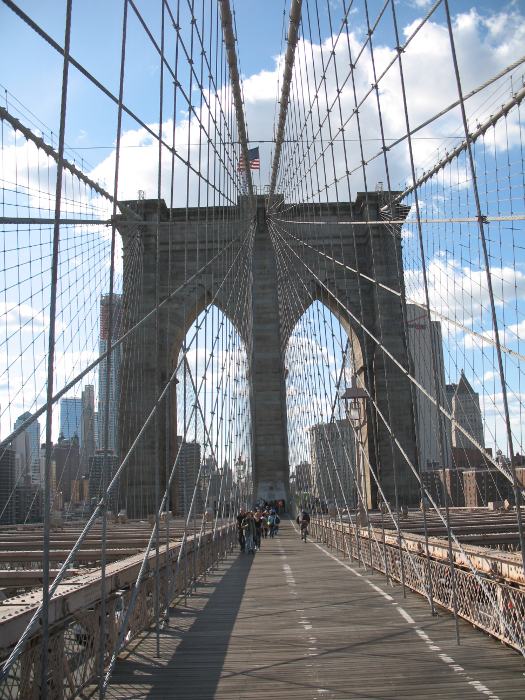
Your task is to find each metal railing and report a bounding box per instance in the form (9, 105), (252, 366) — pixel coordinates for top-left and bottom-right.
(310, 517), (525, 655)
(0, 523), (236, 699)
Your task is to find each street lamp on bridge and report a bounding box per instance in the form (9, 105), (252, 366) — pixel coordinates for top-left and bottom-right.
(340, 376), (369, 528)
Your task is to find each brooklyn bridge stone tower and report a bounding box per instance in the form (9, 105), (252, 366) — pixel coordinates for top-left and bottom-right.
(116, 193), (419, 517)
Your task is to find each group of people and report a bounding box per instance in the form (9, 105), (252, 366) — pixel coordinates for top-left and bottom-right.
(236, 507), (281, 554)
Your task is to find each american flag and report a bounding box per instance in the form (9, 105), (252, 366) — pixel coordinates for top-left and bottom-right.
(237, 146), (260, 171)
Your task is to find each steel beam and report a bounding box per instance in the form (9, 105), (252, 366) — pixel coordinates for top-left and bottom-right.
(269, 0), (302, 195)
(219, 0), (253, 195)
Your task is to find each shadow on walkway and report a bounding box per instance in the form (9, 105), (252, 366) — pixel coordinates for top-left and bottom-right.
(110, 552), (252, 699)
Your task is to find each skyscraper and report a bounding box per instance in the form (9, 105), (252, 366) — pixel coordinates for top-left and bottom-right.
(309, 420), (356, 507)
(59, 398), (82, 442)
(172, 438), (202, 516)
(81, 385), (96, 472)
(447, 370), (485, 450)
(0, 448), (16, 525)
(52, 434), (80, 505)
(406, 305), (452, 470)
(13, 412), (41, 486)
(98, 294), (122, 455)
(88, 450), (119, 512)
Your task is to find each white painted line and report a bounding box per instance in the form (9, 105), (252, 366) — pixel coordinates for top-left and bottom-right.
(397, 607), (415, 624)
(310, 528), (502, 700)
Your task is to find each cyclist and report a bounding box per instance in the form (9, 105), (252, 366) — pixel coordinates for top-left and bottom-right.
(297, 510), (310, 542)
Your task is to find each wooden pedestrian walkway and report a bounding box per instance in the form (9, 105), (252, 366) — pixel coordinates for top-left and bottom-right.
(104, 520), (525, 699)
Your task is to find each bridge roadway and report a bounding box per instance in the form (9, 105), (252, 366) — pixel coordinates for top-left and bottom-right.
(103, 520), (524, 699)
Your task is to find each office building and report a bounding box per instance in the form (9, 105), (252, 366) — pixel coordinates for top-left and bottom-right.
(88, 450), (119, 512)
(447, 370), (485, 450)
(52, 434), (80, 505)
(81, 385), (96, 472)
(406, 304), (452, 470)
(462, 469), (512, 508)
(309, 420), (356, 508)
(172, 438), (202, 516)
(98, 294), (122, 455)
(13, 411), (41, 486)
(59, 398), (82, 443)
(0, 448), (16, 524)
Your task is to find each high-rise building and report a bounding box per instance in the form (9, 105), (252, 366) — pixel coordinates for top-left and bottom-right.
(172, 438), (202, 516)
(406, 305), (452, 471)
(39, 443), (57, 507)
(309, 420), (356, 508)
(0, 448), (16, 525)
(81, 385), (96, 472)
(59, 398), (82, 443)
(14, 483), (43, 524)
(88, 450), (119, 512)
(447, 370), (485, 450)
(93, 411), (99, 448)
(71, 477), (90, 505)
(294, 462), (312, 492)
(98, 294), (122, 455)
(13, 412), (41, 486)
(52, 434), (80, 505)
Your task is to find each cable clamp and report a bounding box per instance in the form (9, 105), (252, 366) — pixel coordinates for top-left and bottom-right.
(478, 214), (488, 224)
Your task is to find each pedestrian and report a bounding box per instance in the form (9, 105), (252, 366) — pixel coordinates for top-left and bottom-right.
(254, 512), (263, 550)
(237, 508), (246, 552)
(242, 512), (257, 555)
(268, 509), (280, 538)
(262, 511), (269, 538)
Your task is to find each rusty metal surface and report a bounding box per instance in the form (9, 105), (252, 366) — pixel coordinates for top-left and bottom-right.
(0, 524), (236, 699)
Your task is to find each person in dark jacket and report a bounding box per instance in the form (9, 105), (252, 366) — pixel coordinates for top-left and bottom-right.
(237, 508), (246, 551)
(297, 510), (310, 541)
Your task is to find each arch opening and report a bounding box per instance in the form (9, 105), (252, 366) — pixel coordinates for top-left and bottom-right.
(170, 304), (253, 518)
(285, 300), (372, 516)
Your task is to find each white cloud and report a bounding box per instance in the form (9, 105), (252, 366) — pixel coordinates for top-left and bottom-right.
(405, 253), (525, 334)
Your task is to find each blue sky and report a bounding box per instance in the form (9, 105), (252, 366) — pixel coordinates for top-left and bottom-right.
(2, 0), (520, 177)
(1, 0), (525, 467)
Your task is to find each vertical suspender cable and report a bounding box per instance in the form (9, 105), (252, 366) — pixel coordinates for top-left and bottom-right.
(218, 0), (253, 195)
(99, 1), (129, 694)
(154, 0), (166, 659)
(41, 2), (72, 696)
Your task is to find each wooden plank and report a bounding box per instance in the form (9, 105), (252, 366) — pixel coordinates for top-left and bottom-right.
(104, 521), (525, 698)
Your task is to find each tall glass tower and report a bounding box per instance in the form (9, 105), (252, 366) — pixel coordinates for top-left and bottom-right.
(98, 294), (122, 455)
(59, 398), (82, 442)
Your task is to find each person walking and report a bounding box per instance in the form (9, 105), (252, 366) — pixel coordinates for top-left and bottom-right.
(237, 508), (246, 552)
(297, 510), (310, 542)
(254, 513), (263, 550)
(242, 512), (257, 555)
(262, 511), (269, 539)
(268, 509), (280, 538)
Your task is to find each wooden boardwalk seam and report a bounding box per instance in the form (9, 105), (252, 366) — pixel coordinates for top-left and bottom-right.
(102, 521), (525, 699)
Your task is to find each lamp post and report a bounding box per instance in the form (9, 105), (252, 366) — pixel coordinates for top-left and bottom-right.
(340, 376), (369, 524)
(340, 375), (371, 568)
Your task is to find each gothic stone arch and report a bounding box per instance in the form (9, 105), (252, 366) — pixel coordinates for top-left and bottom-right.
(117, 194), (419, 517)
(278, 194), (420, 507)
